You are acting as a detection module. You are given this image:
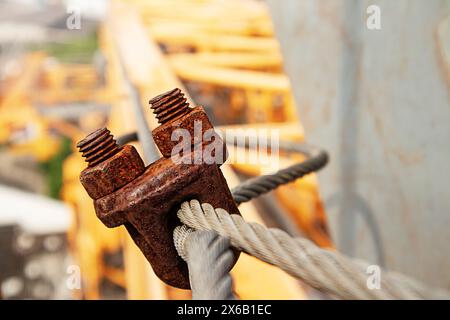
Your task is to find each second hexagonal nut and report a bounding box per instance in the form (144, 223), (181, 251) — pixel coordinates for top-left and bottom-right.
(79, 145), (145, 200)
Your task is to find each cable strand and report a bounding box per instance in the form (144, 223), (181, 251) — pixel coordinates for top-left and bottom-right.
(177, 200), (450, 300)
(174, 225), (236, 300)
(231, 143), (328, 204)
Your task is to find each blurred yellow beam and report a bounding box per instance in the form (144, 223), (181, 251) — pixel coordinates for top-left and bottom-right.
(150, 27), (278, 52)
(131, 0), (273, 36)
(217, 122), (304, 141)
(168, 52), (282, 70)
(103, 266), (127, 288)
(146, 19), (273, 37)
(170, 58), (290, 92)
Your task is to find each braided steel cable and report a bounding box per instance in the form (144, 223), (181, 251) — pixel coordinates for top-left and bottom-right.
(231, 142), (328, 204)
(174, 226), (236, 300)
(177, 200), (450, 300)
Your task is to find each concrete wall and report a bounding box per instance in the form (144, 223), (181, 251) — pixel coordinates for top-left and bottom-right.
(268, 0), (450, 288)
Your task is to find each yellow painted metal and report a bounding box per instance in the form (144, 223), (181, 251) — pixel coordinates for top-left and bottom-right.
(151, 29), (279, 53)
(274, 179), (334, 249)
(62, 152), (124, 299)
(6, 119), (61, 162)
(170, 58), (290, 92)
(0, 53), (43, 142)
(132, 0), (274, 37)
(168, 52), (283, 70)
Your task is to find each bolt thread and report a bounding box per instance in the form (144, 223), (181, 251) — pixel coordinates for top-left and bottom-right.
(149, 88), (191, 124)
(77, 128), (120, 167)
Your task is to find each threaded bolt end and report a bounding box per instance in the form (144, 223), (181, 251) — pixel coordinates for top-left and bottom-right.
(77, 128), (120, 167)
(149, 88), (191, 124)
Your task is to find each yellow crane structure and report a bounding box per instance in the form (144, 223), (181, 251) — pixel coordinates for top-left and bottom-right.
(0, 0), (333, 299)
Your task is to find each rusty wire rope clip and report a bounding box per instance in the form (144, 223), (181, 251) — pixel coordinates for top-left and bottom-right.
(78, 88), (240, 289)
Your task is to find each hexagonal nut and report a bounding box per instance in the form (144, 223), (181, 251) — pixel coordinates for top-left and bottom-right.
(152, 106), (227, 164)
(80, 145), (145, 200)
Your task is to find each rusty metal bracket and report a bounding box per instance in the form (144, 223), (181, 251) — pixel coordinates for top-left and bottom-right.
(78, 88), (240, 289)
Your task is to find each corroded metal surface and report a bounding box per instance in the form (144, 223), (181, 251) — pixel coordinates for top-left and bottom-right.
(79, 129), (145, 200)
(94, 156), (239, 288)
(78, 89), (240, 289)
(150, 88), (224, 162)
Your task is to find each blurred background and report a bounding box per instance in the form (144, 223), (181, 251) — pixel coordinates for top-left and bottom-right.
(0, 0), (449, 299)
